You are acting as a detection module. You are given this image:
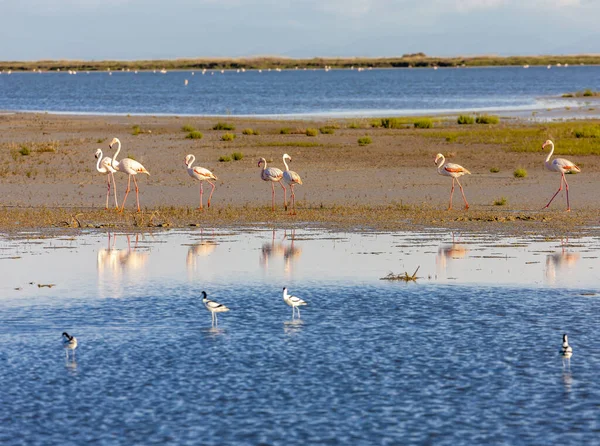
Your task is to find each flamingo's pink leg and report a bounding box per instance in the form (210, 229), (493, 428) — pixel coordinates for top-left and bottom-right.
(280, 181), (287, 211)
(544, 177), (563, 209)
(199, 181), (204, 209)
(120, 175), (132, 213)
(448, 178), (455, 210)
(207, 180), (216, 208)
(563, 173), (571, 211)
(270, 182), (276, 211)
(289, 184), (297, 215)
(110, 171), (119, 209)
(456, 177), (469, 210)
(105, 175), (110, 210)
(132, 175), (140, 212)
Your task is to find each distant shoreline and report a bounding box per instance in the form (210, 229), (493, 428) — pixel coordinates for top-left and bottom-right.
(1, 54), (600, 72)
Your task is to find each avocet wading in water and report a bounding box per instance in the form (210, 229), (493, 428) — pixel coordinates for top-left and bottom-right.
(434, 153), (471, 210)
(561, 333), (573, 358)
(282, 153), (303, 214)
(109, 137), (150, 212)
(201, 291), (229, 326)
(283, 287), (307, 318)
(185, 154), (218, 209)
(94, 148), (119, 210)
(62, 332), (78, 359)
(542, 139), (581, 211)
(258, 157), (285, 211)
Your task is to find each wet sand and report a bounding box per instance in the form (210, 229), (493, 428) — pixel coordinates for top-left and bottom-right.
(0, 112), (598, 234)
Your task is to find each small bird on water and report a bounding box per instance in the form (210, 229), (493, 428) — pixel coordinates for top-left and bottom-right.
(283, 287), (307, 318)
(201, 291), (229, 326)
(62, 332), (78, 359)
(561, 333), (573, 358)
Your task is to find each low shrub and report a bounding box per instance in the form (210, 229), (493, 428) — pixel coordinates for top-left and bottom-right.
(348, 122), (361, 129)
(476, 115), (499, 124)
(490, 167), (500, 173)
(306, 128), (318, 136)
(494, 197), (507, 206)
(457, 115), (475, 125)
(19, 146), (31, 156)
(280, 127), (291, 134)
(514, 168), (527, 178)
(358, 136), (372, 146)
(242, 128), (259, 135)
(319, 127), (335, 134)
(186, 131), (203, 139)
(219, 155), (232, 162)
(213, 122), (235, 131)
(221, 133), (236, 141)
(132, 125), (142, 135)
(414, 118), (433, 129)
(381, 118), (404, 129)
(181, 124), (196, 132)
(231, 152), (243, 160)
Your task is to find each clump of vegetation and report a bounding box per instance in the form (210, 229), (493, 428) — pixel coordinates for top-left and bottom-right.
(348, 122), (361, 129)
(414, 118), (433, 129)
(306, 128), (318, 137)
(36, 142), (57, 153)
(358, 136), (372, 146)
(218, 155), (232, 162)
(457, 115), (475, 125)
(213, 122), (235, 131)
(562, 93), (574, 98)
(573, 125), (600, 138)
(445, 135), (457, 143)
(514, 168), (527, 178)
(494, 197), (507, 206)
(19, 146), (31, 156)
(490, 167), (500, 173)
(182, 124), (196, 132)
(476, 115), (499, 124)
(582, 89), (596, 97)
(221, 133), (236, 141)
(319, 127), (335, 134)
(231, 152), (243, 160)
(132, 125), (142, 135)
(242, 128), (259, 135)
(186, 131), (203, 139)
(381, 118), (405, 129)
(280, 127), (291, 134)
(96, 138), (106, 144)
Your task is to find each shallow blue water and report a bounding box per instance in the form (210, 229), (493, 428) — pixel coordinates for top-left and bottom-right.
(0, 230), (599, 445)
(0, 66), (598, 117)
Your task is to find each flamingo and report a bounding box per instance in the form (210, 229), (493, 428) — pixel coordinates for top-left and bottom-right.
(109, 137), (150, 212)
(434, 153), (471, 210)
(258, 157), (285, 211)
(282, 153), (303, 214)
(542, 140), (580, 211)
(185, 154), (217, 209)
(94, 149), (119, 210)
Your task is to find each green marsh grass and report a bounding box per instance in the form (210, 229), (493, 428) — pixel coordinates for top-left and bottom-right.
(186, 131), (203, 139)
(242, 128), (259, 135)
(221, 133), (236, 141)
(457, 115), (475, 125)
(490, 167), (500, 173)
(513, 168), (527, 178)
(414, 118), (433, 129)
(219, 155), (232, 162)
(358, 136), (372, 146)
(182, 124), (196, 132)
(494, 197), (507, 206)
(19, 146), (31, 156)
(280, 127), (291, 134)
(213, 122), (235, 131)
(231, 152), (244, 161)
(475, 115), (499, 124)
(348, 122), (361, 129)
(319, 127), (335, 134)
(306, 128), (318, 136)
(132, 125), (142, 135)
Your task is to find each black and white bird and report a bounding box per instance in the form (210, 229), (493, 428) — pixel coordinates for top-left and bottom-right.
(283, 287), (307, 318)
(201, 291), (229, 326)
(561, 333), (573, 358)
(62, 332), (78, 359)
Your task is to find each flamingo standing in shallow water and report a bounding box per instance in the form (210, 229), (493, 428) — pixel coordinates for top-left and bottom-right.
(258, 157), (285, 210)
(94, 149), (119, 210)
(542, 139), (580, 211)
(434, 153), (471, 210)
(282, 153), (303, 214)
(185, 154), (217, 209)
(109, 138), (150, 212)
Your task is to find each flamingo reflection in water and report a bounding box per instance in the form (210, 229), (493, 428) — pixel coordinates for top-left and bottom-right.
(545, 238), (580, 285)
(436, 232), (468, 277)
(260, 229), (286, 269)
(283, 229), (302, 274)
(260, 229), (302, 275)
(186, 231), (217, 275)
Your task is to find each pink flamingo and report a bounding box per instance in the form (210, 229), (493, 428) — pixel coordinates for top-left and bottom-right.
(94, 148), (119, 210)
(282, 153), (303, 214)
(434, 153), (471, 210)
(258, 157), (285, 211)
(109, 137), (150, 212)
(542, 139), (581, 211)
(185, 154), (217, 209)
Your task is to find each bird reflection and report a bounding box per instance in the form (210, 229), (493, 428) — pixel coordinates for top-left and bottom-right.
(283, 319), (304, 335)
(186, 240), (217, 273)
(436, 232), (468, 275)
(545, 238), (580, 284)
(65, 358), (78, 375)
(203, 326), (225, 338)
(260, 229), (285, 268)
(283, 230), (302, 274)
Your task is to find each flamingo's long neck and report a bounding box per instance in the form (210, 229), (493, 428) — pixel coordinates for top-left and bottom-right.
(260, 158), (267, 171)
(187, 155), (195, 169)
(111, 140), (121, 169)
(282, 156), (290, 171)
(96, 150), (104, 173)
(436, 155), (446, 173)
(545, 142), (555, 164)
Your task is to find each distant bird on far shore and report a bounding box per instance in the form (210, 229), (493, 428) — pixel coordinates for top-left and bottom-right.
(434, 153), (471, 210)
(109, 137), (150, 213)
(201, 291), (229, 326)
(542, 140), (580, 211)
(62, 332), (77, 359)
(283, 287), (307, 318)
(95, 149), (119, 210)
(561, 333), (573, 358)
(258, 157), (285, 211)
(185, 154), (217, 209)
(282, 153), (303, 214)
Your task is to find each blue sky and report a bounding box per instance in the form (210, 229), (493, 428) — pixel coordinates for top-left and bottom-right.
(1, 0), (598, 60)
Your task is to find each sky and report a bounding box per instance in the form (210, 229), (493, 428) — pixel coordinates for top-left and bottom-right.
(1, 0), (599, 60)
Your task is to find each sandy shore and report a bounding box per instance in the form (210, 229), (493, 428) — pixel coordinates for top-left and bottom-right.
(0, 112), (598, 234)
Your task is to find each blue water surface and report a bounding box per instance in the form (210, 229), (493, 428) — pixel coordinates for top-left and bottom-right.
(1, 66), (599, 117)
(0, 230), (598, 445)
